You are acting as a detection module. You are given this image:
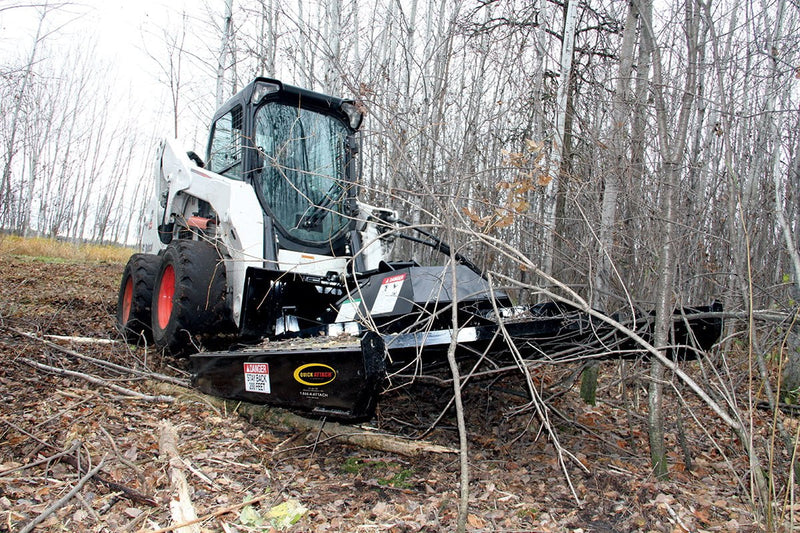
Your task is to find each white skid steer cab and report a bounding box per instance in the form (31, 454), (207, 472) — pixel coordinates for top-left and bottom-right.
(116, 78), (722, 420)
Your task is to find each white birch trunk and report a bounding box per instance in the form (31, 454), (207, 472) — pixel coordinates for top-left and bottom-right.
(542, 0), (577, 281)
(216, 0), (235, 109)
(593, 3), (637, 309)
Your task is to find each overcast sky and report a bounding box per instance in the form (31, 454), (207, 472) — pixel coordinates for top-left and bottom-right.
(0, 0), (210, 147)
(1, 1), (175, 69)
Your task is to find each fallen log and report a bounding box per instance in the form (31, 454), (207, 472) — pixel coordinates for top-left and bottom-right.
(151, 382), (457, 457)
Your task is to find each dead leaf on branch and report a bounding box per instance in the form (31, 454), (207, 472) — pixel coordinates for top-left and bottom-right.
(462, 207), (493, 232)
(493, 212), (515, 230)
(525, 138), (544, 153)
(537, 173), (554, 187)
(501, 149), (528, 168)
(509, 200), (530, 212)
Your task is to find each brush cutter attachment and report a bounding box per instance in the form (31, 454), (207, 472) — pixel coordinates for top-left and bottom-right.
(191, 332), (386, 420)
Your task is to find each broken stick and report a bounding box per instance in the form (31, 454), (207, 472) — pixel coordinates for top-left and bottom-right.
(44, 334), (118, 344)
(0, 420), (156, 507)
(11, 328), (188, 387)
(18, 459), (107, 533)
(20, 357), (175, 402)
(137, 493), (273, 533)
(159, 420), (201, 533)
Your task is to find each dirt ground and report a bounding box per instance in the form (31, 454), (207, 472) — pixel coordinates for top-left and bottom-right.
(0, 254), (781, 532)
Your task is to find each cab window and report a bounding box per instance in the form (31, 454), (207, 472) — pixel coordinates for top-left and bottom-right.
(253, 102), (352, 244)
(208, 106), (244, 180)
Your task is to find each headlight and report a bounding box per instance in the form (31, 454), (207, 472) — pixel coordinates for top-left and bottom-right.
(251, 81), (281, 105)
(341, 102), (364, 130)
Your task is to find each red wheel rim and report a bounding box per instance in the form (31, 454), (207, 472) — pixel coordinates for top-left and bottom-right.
(157, 265), (175, 330)
(121, 278), (133, 324)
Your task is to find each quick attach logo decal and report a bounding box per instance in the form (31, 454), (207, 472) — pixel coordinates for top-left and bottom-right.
(293, 363), (337, 387)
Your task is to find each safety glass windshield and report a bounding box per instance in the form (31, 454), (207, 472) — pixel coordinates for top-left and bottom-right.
(254, 103), (353, 245)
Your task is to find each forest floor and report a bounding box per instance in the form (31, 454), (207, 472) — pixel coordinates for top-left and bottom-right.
(0, 253), (792, 532)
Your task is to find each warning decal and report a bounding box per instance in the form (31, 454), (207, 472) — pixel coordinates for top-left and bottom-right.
(371, 273), (407, 315)
(335, 298), (361, 323)
(243, 362), (271, 394)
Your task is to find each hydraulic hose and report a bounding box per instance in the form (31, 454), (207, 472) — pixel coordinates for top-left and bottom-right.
(394, 219), (485, 278)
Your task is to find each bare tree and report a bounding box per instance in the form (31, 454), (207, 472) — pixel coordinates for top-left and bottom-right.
(543, 0), (577, 283)
(635, 0), (701, 480)
(216, 0), (235, 109)
(144, 12), (189, 138)
(0, 3), (47, 227)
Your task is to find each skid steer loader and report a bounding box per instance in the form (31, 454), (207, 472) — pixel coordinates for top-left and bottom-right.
(116, 78), (722, 420)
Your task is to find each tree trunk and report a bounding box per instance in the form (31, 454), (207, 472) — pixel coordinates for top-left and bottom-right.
(636, 0), (699, 480)
(581, 2), (637, 405)
(542, 0), (577, 283)
(323, 0), (343, 94)
(216, 0), (235, 110)
(1, 7), (47, 227)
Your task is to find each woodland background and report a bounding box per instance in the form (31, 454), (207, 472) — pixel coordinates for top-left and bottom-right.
(2, 0), (799, 309)
(2, 0), (800, 530)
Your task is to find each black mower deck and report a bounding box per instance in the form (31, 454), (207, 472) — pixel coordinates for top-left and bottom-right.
(191, 303), (722, 421)
(192, 333), (385, 420)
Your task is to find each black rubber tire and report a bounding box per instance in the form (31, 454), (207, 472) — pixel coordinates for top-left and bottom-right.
(151, 240), (230, 355)
(116, 253), (161, 343)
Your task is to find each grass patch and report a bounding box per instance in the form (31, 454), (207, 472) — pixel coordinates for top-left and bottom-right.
(0, 235), (134, 264)
(377, 468), (414, 489)
(340, 457), (416, 489)
(342, 457), (368, 474)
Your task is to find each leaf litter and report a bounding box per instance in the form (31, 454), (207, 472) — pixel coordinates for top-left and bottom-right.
(0, 254), (786, 531)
